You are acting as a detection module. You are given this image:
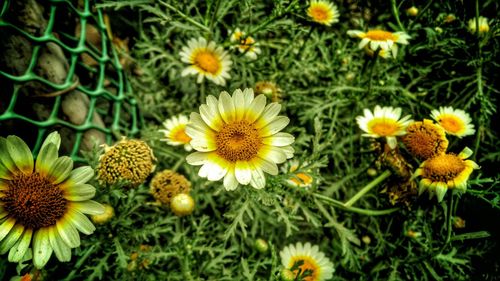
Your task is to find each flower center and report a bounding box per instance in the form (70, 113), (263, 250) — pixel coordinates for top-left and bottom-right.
(1, 173), (67, 229)
(423, 154), (466, 182)
(309, 6), (329, 21)
(402, 120), (448, 160)
(172, 125), (192, 144)
(438, 115), (464, 134)
(194, 50), (220, 74)
(365, 30), (396, 41)
(368, 118), (399, 136)
(215, 121), (262, 162)
(290, 256), (320, 281)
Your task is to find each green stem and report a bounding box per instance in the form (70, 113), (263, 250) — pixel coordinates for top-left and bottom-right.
(159, 1), (210, 32)
(313, 193), (399, 216)
(367, 49), (379, 95)
(343, 170), (392, 207)
(473, 0), (484, 158)
(390, 0), (405, 31)
(445, 193), (454, 244)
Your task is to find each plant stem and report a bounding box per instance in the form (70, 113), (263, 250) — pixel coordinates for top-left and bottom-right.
(313, 193), (399, 216)
(343, 170), (392, 207)
(367, 49), (379, 95)
(445, 192), (454, 244)
(473, 0), (484, 159)
(159, 1), (210, 32)
(390, 0), (405, 31)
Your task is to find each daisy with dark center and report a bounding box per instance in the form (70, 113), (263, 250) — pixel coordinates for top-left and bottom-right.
(159, 115), (192, 151)
(413, 147), (479, 202)
(186, 88), (294, 190)
(229, 28), (261, 60)
(180, 37), (232, 86)
(0, 132), (103, 268)
(307, 0), (340, 26)
(280, 242), (334, 281)
(430, 106), (475, 138)
(401, 119), (449, 160)
(356, 105), (413, 149)
(347, 29), (410, 58)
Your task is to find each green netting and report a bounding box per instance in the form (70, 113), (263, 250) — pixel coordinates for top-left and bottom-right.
(0, 0), (141, 163)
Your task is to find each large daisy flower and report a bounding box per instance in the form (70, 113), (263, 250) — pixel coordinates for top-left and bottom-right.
(159, 115), (192, 151)
(356, 105), (413, 149)
(179, 37), (232, 86)
(0, 132), (104, 269)
(414, 147), (479, 202)
(347, 29), (411, 58)
(229, 28), (261, 60)
(185, 88), (295, 190)
(280, 242), (334, 281)
(430, 106), (475, 138)
(307, 0), (340, 26)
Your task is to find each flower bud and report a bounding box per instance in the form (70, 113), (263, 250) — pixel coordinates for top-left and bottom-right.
(170, 193), (195, 216)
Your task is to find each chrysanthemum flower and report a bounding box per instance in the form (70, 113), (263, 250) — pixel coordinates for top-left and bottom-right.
(356, 105), (413, 149)
(347, 29), (411, 58)
(280, 242), (334, 281)
(430, 106), (475, 138)
(414, 147), (479, 202)
(402, 119), (448, 160)
(0, 132), (103, 268)
(159, 115), (192, 151)
(468, 16), (490, 35)
(150, 169), (191, 205)
(180, 37), (232, 86)
(229, 28), (261, 60)
(96, 138), (156, 187)
(307, 0), (340, 26)
(186, 88), (295, 190)
(254, 81), (282, 102)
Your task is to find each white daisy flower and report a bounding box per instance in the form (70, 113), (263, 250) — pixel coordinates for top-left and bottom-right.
(185, 88), (295, 191)
(307, 0), (340, 26)
(159, 115), (192, 151)
(229, 28), (261, 60)
(356, 105), (413, 149)
(280, 242), (334, 281)
(179, 37), (232, 86)
(347, 29), (411, 58)
(430, 106), (475, 137)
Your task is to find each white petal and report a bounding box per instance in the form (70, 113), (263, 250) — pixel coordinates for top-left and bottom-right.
(260, 116), (290, 137)
(186, 152), (210, 166)
(218, 91), (236, 123)
(235, 161), (252, 185)
(223, 168), (239, 191)
(250, 168), (266, 189)
(262, 132), (294, 146)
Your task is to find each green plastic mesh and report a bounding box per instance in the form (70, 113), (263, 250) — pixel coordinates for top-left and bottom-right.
(0, 0), (141, 163)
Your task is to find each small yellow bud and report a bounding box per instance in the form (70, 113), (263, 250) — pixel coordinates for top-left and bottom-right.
(367, 168), (378, 177)
(170, 193), (195, 216)
(362, 235), (372, 245)
(255, 238), (269, 253)
(91, 204), (115, 224)
(406, 7), (418, 17)
(280, 268), (296, 281)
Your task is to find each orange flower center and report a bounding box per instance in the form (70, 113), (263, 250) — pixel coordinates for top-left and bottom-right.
(402, 120), (448, 160)
(423, 154), (466, 182)
(368, 118), (400, 136)
(309, 5), (330, 22)
(290, 256), (320, 281)
(171, 125), (192, 144)
(194, 50), (220, 74)
(365, 30), (397, 41)
(216, 121), (262, 162)
(437, 115), (464, 134)
(1, 172), (67, 229)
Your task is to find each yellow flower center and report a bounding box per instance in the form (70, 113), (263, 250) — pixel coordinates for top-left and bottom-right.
(1, 172), (67, 229)
(171, 125), (192, 144)
(239, 37), (255, 50)
(308, 5), (330, 22)
(365, 30), (396, 41)
(423, 154), (466, 182)
(438, 115), (465, 133)
(194, 50), (220, 74)
(402, 120), (448, 160)
(368, 118), (400, 136)
(290, 256), (320, 281)
(215, 121), (262, 162)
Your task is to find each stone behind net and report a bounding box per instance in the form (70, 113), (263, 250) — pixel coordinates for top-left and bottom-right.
(0, 0), (141, 163)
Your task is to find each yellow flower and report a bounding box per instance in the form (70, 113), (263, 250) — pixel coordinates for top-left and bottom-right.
(96, 138), (156, 187)
(430, 106), (475, 137)
(159, 115), (192, 151)
(307, 0), (340, 26)
(0, 132), (103, 269)
(186, 88), (295, 190)
(347, 29), (411, 58)
(280, 242), (334, 281)
(356, 105), (413, 149)
(406, 6), (418, 17)
(229, 28), (261, 60)
(150, 169), (191, 205)
(170, 193), (195, 216)
(180, 37), (232, 86)
(401, 119), (449, 160)
(414, 147), (479, 202)
(468, 16), (490, 35)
